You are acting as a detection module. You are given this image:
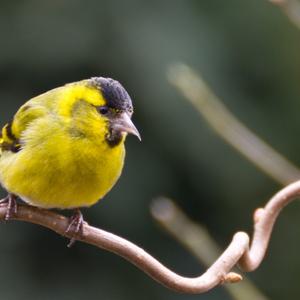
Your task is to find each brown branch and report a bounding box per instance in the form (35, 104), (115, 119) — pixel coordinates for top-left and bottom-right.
(239, 179), (300, 271)
(151, 197), (269, 300)
(1, 180), (300, 294)
(0, 202), (246, 293)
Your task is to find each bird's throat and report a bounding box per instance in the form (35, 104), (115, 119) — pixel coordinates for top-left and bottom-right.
(105, 127), (123, 147)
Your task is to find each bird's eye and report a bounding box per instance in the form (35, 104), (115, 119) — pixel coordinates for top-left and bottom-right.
(98, 106), (109, 115)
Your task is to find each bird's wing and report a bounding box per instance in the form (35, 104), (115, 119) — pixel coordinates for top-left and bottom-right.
(0, 101), (47, 153)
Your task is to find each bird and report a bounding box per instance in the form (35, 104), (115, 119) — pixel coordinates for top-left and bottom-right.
(0, 77), (140, 246)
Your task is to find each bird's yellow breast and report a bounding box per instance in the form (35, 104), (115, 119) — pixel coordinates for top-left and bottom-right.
(0, 116), (125, 208)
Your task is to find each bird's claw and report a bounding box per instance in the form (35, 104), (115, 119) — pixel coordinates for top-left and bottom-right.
(65, 209), (84, 248)
(0, 194), (18, 221)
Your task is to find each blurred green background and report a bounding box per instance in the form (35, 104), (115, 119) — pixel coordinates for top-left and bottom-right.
(0, 0), (300, 299)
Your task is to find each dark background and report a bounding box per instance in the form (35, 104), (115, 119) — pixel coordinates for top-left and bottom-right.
(0, 0), (300, 299)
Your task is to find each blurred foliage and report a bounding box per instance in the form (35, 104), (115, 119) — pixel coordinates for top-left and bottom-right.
(1, 0), (300, 299)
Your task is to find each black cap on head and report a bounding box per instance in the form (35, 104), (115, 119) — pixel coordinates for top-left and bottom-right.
(89, 77), (133, 112)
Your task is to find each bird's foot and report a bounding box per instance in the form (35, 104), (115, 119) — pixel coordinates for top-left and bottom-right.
(65, 209), (84, 248)
(0, 194), (18, 221)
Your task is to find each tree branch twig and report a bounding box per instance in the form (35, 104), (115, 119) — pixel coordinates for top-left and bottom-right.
(167, 63), (300, 185)
(2, 179), (300, 294)
(269, 0), (300, 30)
(151, 197), (269, 300)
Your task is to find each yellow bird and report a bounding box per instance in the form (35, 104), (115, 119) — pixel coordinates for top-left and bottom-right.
(0, 77), (140, 245)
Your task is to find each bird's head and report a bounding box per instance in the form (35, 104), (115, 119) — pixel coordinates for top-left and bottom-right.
(89, 77), (141, 146)
(61, 77), (141, 147)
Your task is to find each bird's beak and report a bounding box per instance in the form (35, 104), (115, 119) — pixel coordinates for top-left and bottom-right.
(112, 112), (141, 141)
